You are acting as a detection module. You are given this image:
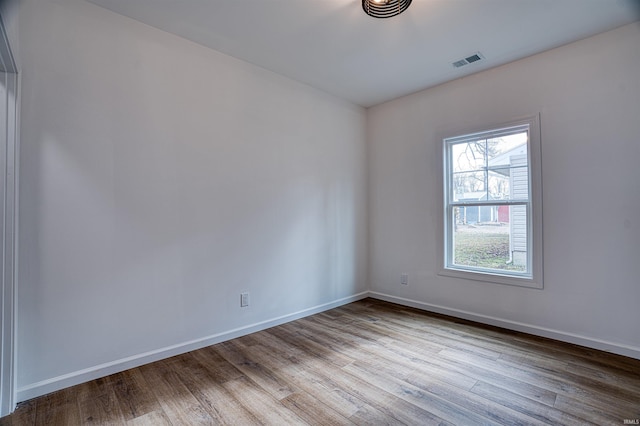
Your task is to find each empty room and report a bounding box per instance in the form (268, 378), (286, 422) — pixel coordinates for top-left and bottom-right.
(1, 0), (639, 424)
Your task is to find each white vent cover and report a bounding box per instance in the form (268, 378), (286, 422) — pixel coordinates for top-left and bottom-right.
(452, 52), (484, 68)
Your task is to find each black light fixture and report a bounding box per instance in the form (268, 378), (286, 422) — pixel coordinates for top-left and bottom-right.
(362, 0), (412, 18)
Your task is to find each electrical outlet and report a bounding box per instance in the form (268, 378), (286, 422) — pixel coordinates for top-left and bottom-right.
(240, 292), (249, 307)
(400, 273), (408, 285)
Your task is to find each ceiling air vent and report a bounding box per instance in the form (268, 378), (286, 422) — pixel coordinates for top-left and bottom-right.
(452, 52), (484, 68)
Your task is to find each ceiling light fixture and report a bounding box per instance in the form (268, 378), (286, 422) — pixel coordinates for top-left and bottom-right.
(362, 0), (412, 18)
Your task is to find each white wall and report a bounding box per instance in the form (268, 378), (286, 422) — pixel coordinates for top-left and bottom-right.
(16, 0), (367, 400)
(368, 23), (640, 358)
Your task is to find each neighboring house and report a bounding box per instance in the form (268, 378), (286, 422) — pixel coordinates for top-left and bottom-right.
(488, 144), (528, 266)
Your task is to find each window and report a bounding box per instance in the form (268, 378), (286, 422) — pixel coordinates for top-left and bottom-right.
(441, 116), (542, 288)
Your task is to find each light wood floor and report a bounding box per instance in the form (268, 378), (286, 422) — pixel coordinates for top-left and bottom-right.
(2, 298), (639, 425)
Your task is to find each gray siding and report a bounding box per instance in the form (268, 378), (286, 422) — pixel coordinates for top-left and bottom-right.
(509, 154), (528, 266)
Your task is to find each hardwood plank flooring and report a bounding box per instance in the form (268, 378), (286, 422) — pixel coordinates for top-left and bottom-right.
(2, 298), (639, 425)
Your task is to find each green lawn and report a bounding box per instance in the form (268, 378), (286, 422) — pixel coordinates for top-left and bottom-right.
(454, 231), (525, 272)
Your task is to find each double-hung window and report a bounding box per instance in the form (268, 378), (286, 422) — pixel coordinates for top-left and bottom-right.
(441, 116), (542, 288)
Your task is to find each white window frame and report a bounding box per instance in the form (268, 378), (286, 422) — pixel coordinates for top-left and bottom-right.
(0, 12), (18, 417)
(439, 115), (543, 289)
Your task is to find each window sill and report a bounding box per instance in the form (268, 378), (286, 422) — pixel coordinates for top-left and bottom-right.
(438, 267), (543, 289)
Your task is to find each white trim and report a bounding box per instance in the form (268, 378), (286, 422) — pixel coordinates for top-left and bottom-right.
(0, 11), (17, 417)
(368, 292), (640, 360)
(16, 292), (369, 402)
(438, 114), (543, 289)
(0, 71), (17, 418)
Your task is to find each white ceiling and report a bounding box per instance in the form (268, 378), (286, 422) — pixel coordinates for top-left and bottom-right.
(86, 0), (640, 107)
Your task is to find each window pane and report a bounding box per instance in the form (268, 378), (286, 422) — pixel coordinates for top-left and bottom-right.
(451, 205), (527, 273)
(452, 171), (486, 201)
(486, 132), (529, 201)
(486, 133), (527, 164)
(451, 140), (486, 172)
(509, 165), (529, 200)
(486, 165), (529, 201)
(488, 170), (509, 200)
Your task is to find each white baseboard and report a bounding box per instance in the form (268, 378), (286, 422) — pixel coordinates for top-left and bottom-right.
(17, 289), (640, 403)
(16, 292), (369, 402)
(368, 292), (640, 360)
